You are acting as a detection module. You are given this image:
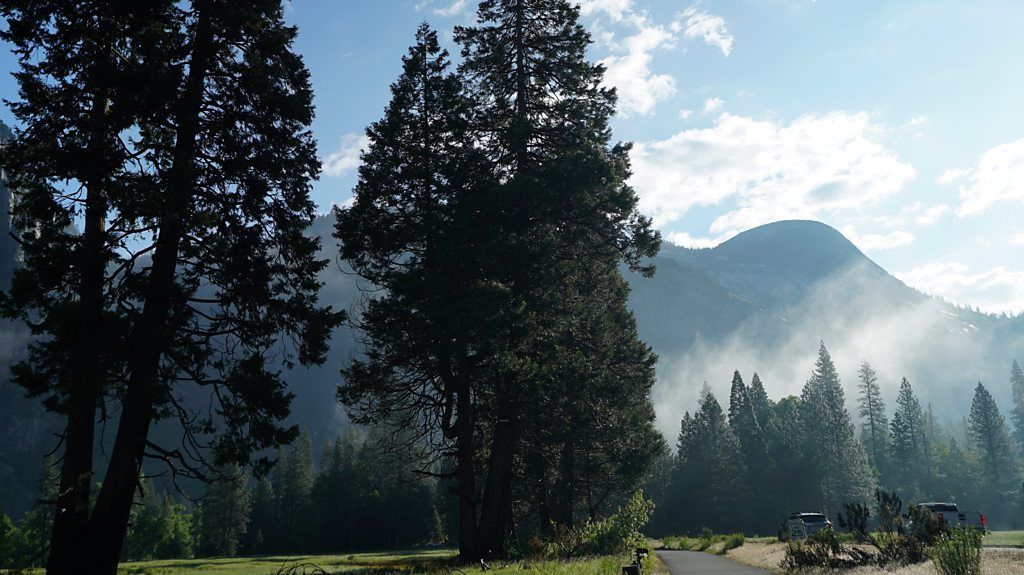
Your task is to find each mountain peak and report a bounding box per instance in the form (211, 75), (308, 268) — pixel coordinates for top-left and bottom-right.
(712, 220), (876, 277)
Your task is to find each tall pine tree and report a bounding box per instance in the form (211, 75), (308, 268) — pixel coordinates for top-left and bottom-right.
(336, 23), (498, 560)
(891, 377), (931, 494)
(800, 342), (873, 513)
(748, 372), (774, 430)
(198, 464), (249, 558)
(342, 1), (660, 560)
(0, 5), (177, 571)
(78, 3), (342, 572)
(1010, 360), (1024, 454)
(968, 382), (1019, 514)
(668, 386), (750, 534)
(857, 361), (889, 472)
(272, 432), (315, 553)
(453, 0), (659, 555)
(726, 371), (770, 531)
(245, 478), (275, 554)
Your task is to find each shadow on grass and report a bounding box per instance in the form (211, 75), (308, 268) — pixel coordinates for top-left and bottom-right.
(116, 549), (459, 575)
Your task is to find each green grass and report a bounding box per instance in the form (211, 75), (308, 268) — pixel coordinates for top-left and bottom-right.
(101, 549), (634, 575)
(659, 532), (746, 554)
(983, 530), (1024, 547)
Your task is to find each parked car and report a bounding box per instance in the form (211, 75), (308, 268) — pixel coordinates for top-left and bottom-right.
(906, 502), (987, 533)
(777, 512), (833, 541)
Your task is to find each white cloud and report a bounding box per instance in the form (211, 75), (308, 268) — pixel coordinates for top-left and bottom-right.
(629, 111), (917, 236)
(415, 0), (469, 16)
(844, 229), (915, 252)
(577, 0), (632, 21)
(435, 0), (469, 16)
(876, 202), (950, 228)
(702, 97), (724, 113)
(666, 231), (723, 248)
(681, 6), (734, 56)
(913, 204), (950, 226)
(678, 109), (693, 120)
(322, 133), (368, 178)
(896, 262), (1024, 315)
(578, 1), (732, 116)
(940, 138), (1024, 216)
(903, 115), (928, 129)
(936, 168), (968, 184)
(600, 20), (678, 116)
(899, 115), (929, 141)
(1011, 233), (1024, 246)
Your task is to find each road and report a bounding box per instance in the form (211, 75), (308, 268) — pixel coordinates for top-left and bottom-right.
(656, 550), (770, 575)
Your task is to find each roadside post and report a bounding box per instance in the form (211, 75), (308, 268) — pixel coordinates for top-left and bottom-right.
(621, 547), (648, 575)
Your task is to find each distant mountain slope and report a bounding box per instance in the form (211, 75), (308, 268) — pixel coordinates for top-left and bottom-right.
(621, 220), (1022, 436)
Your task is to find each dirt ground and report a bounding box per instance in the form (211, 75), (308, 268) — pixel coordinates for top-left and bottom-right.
(725, 542), (1024, 575)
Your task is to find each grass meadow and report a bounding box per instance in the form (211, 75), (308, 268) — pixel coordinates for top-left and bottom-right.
(101, 549), (647, 575)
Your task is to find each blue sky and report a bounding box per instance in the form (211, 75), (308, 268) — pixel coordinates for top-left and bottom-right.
(2, 0), (1024, 313)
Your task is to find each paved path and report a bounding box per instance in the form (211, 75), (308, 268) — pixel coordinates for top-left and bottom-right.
(656, 550), (770, 575)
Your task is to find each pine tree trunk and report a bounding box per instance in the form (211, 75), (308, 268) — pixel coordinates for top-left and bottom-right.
(84, 4), (215, 573)
(554, 431), (575, 529)
(477, 393), (518, 559)
(455, 387), (480, 562)
(47, 65), (111, 575)
(47, 401), (95, 574)
(527, 433), (550, 536)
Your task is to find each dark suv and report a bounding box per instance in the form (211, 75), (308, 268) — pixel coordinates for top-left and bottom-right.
(777, 512), (833, 541)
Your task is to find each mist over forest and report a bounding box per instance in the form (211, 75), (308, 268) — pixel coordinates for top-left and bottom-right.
(632, 221), (1024, 439)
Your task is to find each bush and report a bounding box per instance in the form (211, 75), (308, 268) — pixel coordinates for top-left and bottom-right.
(907, 504), (949, 546)
(931, 528), (983, 575)
(661, 531), (744, 553)
(877, 534), (926, 566)
(661, 535), (691, 550)
(578, 491), (654, 556)
(782, 530), (871, 571)
(694, 527), (714, 551)
(723, 533), (745, 552)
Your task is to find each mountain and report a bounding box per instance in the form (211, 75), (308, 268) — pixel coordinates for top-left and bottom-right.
(627, 220), (928, 355)
(622, 220), (1023, 436)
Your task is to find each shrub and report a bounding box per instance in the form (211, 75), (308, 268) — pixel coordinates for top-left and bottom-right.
(837, 501), (871, 542)
(832, 491), (931, 568)
(694, 527), (714, 551)
(661, 535), (691, 550)
(723, 533), (745, 552)
(877, 534), (926, 566)
(931, 528), (983, 575)
(579, 491), (654, 556)
(782, 530), (871, 571)
(907, 504), (949, 546)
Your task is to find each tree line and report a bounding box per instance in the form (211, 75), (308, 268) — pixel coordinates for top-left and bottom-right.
(648, 342), (1024, 536)
(0, 427), (442, 569)
(0, 0), (662, 571)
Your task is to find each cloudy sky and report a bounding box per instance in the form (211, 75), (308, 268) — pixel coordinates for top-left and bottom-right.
(2, 0), (1023, 313)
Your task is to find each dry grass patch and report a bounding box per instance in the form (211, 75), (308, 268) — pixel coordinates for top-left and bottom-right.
(726, 542), (788, 574)
(722, 542), (1024, 575)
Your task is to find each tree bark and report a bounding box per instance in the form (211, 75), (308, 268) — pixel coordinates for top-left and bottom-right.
(477, 392), (519, 559)
(554, 431), (575, 529)
(455, 386), (480, 562)
(526, 419), (550, 537)
(47, 46), (112, 575)
(85, 4), (214, 573)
